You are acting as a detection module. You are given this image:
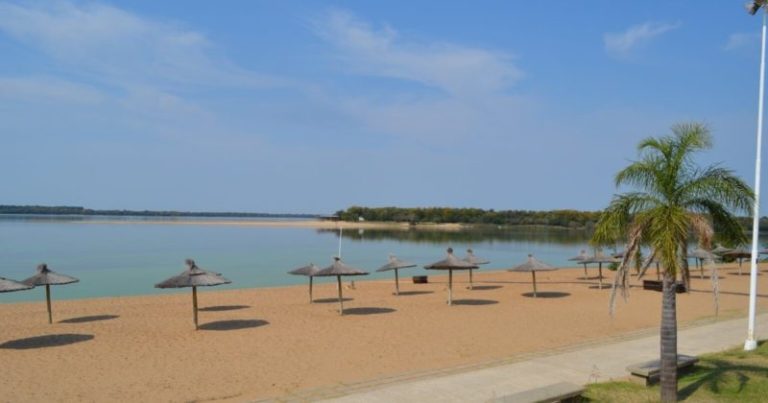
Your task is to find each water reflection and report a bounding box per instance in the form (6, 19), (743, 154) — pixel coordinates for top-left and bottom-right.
(317, 226), (592, 245)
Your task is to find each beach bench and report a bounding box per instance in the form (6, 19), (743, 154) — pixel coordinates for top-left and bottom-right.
(627, 354), (698, 386)
(488, 382), (584, 403)
(642, 280), (686, 293)
(412, 275), (428, 284)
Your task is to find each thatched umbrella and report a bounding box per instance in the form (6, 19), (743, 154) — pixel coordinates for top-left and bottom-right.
(568, 250), (590, 277)
(724, 247), (751, 275)
(462, 249), (489, 290)
(581, 253), (618, 289)
(155, 259), (231, 330)
(712, 244), (733, 255)
(424, 248), (478, 305)
(376, 255), (417, 296)
(508, 254), (557, 297)
(22, 264), (78, 324)
(0, 276), (33, 293)
(288, 263), (321, 303)
(316, 257), (368, 315)
(688, 248), (716, 279)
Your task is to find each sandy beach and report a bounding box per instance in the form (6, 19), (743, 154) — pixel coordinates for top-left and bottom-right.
(0, 263), (764, 402)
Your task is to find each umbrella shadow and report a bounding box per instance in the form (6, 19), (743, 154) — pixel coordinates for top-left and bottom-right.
(198, 319), (269, 331)
(728, 272), (756, 276)
(467, 285), (502, 291)
(451, 299), (498, 306)
(343, 307), (396, 315)
(521, 291), (571, 299)
(587, 285), (613, 290)
(199, 305), (250, 312)
(0, 333), (94, 349)
(59, 315), (119, 324)
(577, 276), (603, 281)
(314, 297), (353, 303)
(395, 290), (434, 296)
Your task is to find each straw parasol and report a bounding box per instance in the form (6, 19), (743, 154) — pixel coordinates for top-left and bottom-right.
(155, 259), (231, 330)
(424, 248), (478, 305)
(712, 244), (733, 255)
(568, 250), (590, 277)
(0, 276), (33, 293)
(22, 264), (78, 324)
(289, 263), (321, 303)
(581, 253), (618, 289)
(723, 247), (751, 275)
(508, 254), (557, 297)
(688, 248), (716, 279)
(316, 257), (368, 315)
(376, 255), (417, 295)
(462, 249), (489, 290)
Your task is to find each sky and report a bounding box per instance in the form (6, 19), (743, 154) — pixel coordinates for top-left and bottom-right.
(0, 0), (765, 215)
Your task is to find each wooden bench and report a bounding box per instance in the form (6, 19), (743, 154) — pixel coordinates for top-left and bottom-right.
(412, 275), (428, 284)
(627, 354), (698, 386)
(488, 382), (584, 403)
(642, 280), (686, 293)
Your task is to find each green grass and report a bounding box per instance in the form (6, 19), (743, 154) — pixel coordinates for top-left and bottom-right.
(583, 341), (768, 402)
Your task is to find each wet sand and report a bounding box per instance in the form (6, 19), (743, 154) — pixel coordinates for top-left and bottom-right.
(0, 263), (763, 402)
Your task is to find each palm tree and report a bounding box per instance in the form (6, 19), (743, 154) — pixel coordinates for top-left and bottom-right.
(592, 123), (753, 402)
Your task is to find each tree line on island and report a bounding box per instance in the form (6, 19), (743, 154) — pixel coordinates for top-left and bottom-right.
(334, 206), (768, 233)
(0, 205), (315, 219)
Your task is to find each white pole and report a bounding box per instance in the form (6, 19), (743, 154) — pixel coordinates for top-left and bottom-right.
(745, 8), (767, 352)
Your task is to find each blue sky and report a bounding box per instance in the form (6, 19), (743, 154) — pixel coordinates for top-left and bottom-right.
(0, 0), (765, 215)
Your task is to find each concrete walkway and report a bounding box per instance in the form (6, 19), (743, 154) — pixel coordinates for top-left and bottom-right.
(303, 313), (768, 403)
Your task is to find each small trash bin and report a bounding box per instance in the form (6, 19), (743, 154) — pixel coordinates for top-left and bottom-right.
(412, 275), (428, 284)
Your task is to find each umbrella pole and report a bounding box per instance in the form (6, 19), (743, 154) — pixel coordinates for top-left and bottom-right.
(468, 269), (474, 290)
(699, 259), (704, 280)
(740, 258), (743, 275)
(309, 277), (314, 304)
(192, 286), (199, 330)
(337, 275), (344, 315)
(532, 271), (537, 298)
(448, 269), (453, 305)
(598, 263), (603, 289)
(45, 284), (52, 324)
(583, 263), (587, 277)
(656, 262), (660, 280)
(395, 268), (400, 295)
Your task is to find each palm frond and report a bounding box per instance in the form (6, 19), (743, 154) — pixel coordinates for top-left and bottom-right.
(680, 166), (754, 213)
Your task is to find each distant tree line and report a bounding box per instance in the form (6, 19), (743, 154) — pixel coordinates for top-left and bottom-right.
(335, 206), (768, 232)
(335, 206), (603, 229)
(0, 205), (316, 219)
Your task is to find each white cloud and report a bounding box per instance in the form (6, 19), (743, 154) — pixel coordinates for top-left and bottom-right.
(724, 32), (760, 51)
(314, 9), (522, 97)
(604, 21), (681, 57)
(0, 76), (105, 103)
(0, 1), (286, 90)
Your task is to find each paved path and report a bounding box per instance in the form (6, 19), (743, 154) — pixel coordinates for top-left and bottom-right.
(300, 313), (768, 403)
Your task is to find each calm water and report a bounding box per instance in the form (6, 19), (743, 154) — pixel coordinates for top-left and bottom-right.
(0, 215), (598, 302)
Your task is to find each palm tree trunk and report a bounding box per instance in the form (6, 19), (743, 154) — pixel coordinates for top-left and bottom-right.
(660, 270), (678, 402)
